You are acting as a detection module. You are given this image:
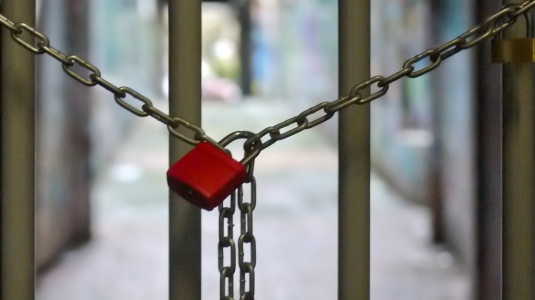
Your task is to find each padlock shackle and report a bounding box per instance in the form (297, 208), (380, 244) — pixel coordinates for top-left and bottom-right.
(219, 131), (255, 147)
(495, 3), (533, 38)
(219, 130), (262, 165)
(198, 135), (231, 155)
(526, 11), (533, 37)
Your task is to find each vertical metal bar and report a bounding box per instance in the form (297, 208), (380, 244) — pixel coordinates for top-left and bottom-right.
(0, 0), (36, 299)
(501, 2), (535, 299)
(238, 1), (252, 96)
(476, 1), (503, 299)
(338, 0), (370, 299)
(168, 1), (202, 299)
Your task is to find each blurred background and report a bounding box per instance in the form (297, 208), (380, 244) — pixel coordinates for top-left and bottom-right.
(29, 0), (498, 299)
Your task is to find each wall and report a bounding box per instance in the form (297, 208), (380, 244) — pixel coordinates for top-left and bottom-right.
(370, 0), (434, 203)
(36, 0), (91, 268)
(434, 0), (476, 291)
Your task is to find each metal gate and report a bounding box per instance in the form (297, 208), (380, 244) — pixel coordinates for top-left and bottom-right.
(2, 0), (535, 299)
(167, 1), (370, 298)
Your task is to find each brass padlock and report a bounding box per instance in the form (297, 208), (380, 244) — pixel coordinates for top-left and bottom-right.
(491, 11), (535, 63)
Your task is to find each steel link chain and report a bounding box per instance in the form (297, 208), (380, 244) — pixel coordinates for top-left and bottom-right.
(239, 1), (535, 161)
(3, 2), (535, 299)
(2, 1), (535, 161)
(219, 191), (237, 300)
(238, 177), (256, 300)
(0, 12), (209, 147)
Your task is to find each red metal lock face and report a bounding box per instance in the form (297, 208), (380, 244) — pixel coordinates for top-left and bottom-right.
(167, 141), (247, 211)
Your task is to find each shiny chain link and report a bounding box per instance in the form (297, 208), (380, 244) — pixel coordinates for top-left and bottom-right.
(238, 177), (256, 300)
(219, 191), (237, 300)
(240, 1), (535, 160)
(0, 12), (212, 147)
(2, 1), (535, 161)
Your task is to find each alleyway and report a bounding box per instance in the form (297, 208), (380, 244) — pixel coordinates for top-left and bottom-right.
(36, 99), (470, 300)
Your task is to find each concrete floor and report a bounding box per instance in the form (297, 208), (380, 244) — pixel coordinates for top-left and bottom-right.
(36, 99), (470, 299)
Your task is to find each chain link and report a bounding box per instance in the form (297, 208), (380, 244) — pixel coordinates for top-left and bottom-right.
(219, 191), (237, 300)
(239, 0), (535, 161)
(0, 13), (208, 146)
(2, 0), (535, 160)
(238, 176), (256, 300)
(217, 178), (257, 300)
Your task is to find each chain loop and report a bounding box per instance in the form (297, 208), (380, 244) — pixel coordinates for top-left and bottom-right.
(403, 50), (442, 78)
(142, 105), (178, 127)
(219, 191), (237, 300)
(430, 38), (465, 61)
(91, 75), (126, 97)
(11, 22), (49, 54)
(40, 44), (73, 65)
(352, 75), (390, 104)
(302, 102), (335, 129)
(324, 95), (360, 113)
(113, 86), (152, 117)
(0, 13), (210, 146)
(167, 117), (205, 146)
(378, 66), (414, 87)
(238, 177), (256, 299)
(515, 1), (535, 17)
(0, 14), (19, 32)
(62, 55), (101, 86)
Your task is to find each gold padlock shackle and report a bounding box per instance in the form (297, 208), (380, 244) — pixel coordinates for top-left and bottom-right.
(496, 3), (533, 37)
(491, 6), (535, 63)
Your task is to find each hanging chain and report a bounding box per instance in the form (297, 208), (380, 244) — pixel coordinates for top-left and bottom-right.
(219, 191), (237, 300)
(238, 176), (256, 300)
(217, 177), (256, 300)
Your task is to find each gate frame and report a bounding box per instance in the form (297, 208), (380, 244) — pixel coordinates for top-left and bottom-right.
(166, 0), (371, 299)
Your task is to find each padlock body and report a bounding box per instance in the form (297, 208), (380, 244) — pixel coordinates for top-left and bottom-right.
(491, 38), (535, 63)
(167, 141), (247, 211)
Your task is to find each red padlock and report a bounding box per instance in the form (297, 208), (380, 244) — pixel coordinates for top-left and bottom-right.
(167, 141), (247, 210)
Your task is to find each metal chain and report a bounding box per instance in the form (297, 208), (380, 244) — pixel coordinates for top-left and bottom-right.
(2, 4), (535, 299)
(219, 191), (237, 300)
(218, 134), (256, 299)
(0, 13), (213, 147)
(238, 176), (256, 300)
(2, 1), (535, 160)
(240, 1), (535, 160)
(217, 177), (256, 300)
